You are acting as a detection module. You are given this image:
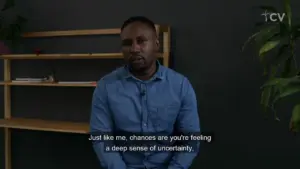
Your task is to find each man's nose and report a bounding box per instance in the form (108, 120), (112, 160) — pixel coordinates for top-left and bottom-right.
(130, 41), (140, 53)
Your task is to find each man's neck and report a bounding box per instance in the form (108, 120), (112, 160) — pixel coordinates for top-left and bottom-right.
(131, 62), (157, 81)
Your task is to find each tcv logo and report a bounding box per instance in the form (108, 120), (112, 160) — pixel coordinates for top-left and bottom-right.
(261, 10), (286, 22)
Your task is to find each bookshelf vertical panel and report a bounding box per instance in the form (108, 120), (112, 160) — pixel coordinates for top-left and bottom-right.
(163, 26), (170, 67)
(4, 59), (11, 169)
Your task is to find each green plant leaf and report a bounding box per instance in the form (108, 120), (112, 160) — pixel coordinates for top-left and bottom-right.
(278, 44), (289, 56)
(283, 0), (292, 29)
(292, 24), (300, 40)
(290, 104), (300, 132)
(281, 57), (295, 77)
(261, 86), (273, 112)
(279, 22), (290, 38)
(272, 44), (289, 66)
(242, 24), (279, 51)
(260, 64), (279, 111)
(259, 40), (281, 57)
(273, 85), (300, 104)
(270, 65), (278, 76)
(256, 24), (280, 42)
(241, 31), (261, 51)
(261, 76), (300, 88)
(1, 0), (15, 11)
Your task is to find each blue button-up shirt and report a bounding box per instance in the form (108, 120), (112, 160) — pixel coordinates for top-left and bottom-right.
(90, 61), (200, 169)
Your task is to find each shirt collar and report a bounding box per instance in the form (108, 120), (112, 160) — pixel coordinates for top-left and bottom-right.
(122, 60), (164, 80)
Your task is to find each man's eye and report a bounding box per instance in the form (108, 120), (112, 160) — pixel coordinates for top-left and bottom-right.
(137, 39), (146, 44)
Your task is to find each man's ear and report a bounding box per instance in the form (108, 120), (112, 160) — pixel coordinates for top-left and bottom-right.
(155, 39), (160, 51)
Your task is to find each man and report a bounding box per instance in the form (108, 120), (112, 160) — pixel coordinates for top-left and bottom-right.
(89, 16), (200, 169)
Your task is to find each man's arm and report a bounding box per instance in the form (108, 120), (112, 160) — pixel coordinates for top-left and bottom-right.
(89, 80), (126, 169)
(168, 78), (200, 169)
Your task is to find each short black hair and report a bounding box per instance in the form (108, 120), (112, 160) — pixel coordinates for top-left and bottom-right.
(121, 16), (156, 34)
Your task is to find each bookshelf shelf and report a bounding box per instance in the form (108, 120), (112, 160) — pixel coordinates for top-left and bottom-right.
(0, 53), (163, 60)
(0, 118), (89, 134)
(21, 24), (165, 38)
(0, 81), (97, 87)
(0, 25), (171, 169)
(0, 53), (124, 60)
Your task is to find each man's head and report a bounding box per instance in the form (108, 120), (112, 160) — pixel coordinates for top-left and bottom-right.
(120, 16), (159, 73)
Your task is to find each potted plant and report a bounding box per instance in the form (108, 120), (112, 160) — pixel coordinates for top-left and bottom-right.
(242, 0), (300, 132)
(0, 0), (27, 53)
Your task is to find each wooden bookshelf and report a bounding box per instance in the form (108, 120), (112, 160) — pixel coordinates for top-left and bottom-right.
(21, 24), (165, 37)
(0, 52), (163, 60)
(0, 53), (123, 60)
(0, 118), (89, 134)
(0, 25), (171, 169)
(0, 81), (97, 87)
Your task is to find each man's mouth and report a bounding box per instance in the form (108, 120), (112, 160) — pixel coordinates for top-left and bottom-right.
(130, 56), (143, 63)
(132, 58), (143, 64)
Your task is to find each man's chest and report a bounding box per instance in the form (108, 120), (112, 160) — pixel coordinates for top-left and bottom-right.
(106, 80), (181, 130)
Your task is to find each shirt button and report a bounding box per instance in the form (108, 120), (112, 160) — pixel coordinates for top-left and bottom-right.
(143, 123), (147, 126)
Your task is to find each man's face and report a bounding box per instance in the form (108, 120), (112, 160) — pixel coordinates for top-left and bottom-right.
(121, 22), (159, 72)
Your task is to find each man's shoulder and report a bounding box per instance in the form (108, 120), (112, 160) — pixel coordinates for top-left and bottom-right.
(161, 66), (194, 94)
(96, 66), (125, 84)
(96, 65), (190, 84)
(161, 66), (187, 82)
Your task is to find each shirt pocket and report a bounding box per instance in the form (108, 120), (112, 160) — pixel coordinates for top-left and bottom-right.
(148, 103), (180, 131)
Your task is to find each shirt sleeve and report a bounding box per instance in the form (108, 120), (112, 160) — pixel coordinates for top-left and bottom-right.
(168, 78), (200, 169)
(89, 79), (127, 169)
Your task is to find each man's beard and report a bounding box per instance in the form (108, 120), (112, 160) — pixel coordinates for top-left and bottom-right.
(129, 63), (148, 75)
(128, 56), (146, 71)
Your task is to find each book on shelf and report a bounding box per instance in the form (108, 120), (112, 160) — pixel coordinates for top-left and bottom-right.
(12, 78), (46, 82)
(11, 78), (97, 84)
(57, 81), (96, 84)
